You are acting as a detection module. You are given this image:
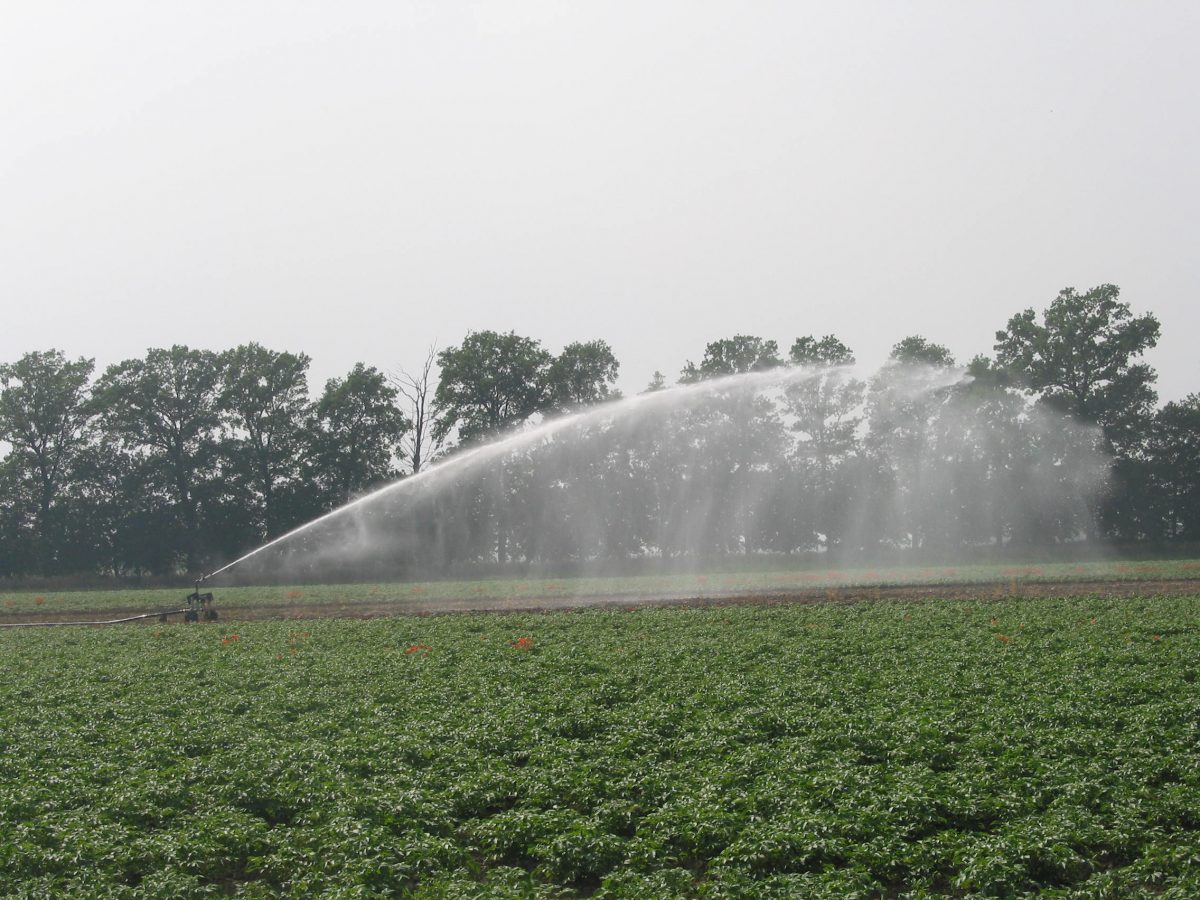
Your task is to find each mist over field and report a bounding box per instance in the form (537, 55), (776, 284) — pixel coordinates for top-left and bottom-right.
(224, 362), (1108, 586)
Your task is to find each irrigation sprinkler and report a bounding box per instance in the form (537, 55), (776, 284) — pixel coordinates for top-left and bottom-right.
(0, 576), (221, 629)
(182, 578), (219, 623)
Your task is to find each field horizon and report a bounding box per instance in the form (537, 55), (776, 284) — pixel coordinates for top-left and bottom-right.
(2, 557), (1200, 625)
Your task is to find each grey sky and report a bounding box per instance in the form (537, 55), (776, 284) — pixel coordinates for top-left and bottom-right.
(2, 1), (1197, 402)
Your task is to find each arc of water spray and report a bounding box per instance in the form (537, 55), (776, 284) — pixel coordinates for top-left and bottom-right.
(200, 363), (968, 583)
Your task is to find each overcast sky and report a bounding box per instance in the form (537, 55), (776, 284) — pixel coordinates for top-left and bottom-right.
(2, 1), (1197, 403)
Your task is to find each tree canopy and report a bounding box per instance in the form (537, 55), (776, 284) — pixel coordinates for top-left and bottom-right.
(994, 284), (1160, 451)
(93, 345), (221, 566)
(0, 350), (95, 573)
(0, 285), (1192, 580)
(680, 335), (783, 383)
(548, 340), (621, 411)
(890, 335), (956, 368)
(219, 343), (313, 538)
(789, 335), (855, 366)
(435, 331), (554, 445)
(310, 363), (409, 506)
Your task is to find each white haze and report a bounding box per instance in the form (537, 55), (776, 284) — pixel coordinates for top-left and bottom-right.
(0, 2), (1197, 402)
(216, 364), (1108, 585)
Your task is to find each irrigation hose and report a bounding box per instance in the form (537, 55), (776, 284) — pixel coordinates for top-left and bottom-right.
(0, 609), (191, 628)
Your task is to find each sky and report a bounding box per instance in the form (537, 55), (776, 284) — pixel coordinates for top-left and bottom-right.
(2, 1), (1197, 403)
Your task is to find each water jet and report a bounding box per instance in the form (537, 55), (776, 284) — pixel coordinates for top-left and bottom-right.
(198, 362), (1107, 590)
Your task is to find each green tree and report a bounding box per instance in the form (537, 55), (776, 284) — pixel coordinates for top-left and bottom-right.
(789, 335), (855, 366)
(994, 284), (1160, 452)
(679, 335), (782, 383)
(783, 337), (864, 549)
(0, 350), (94, 574)
(64, 439), (178, 575)
(434, 331), (554, 445)
(93, 345), (222, 569)
(310, 363), (409, 506)
(862, 338), (958, 550)
(434, 331), (554, 565)
(963, 354), (1015, 390)
(219, 343), (312, 539)
(890, 335), (956, 368)
(675, 335), (788, 552)
(0, 455), (35, 577)
(548, 340), (620, 411)
(1149, 395), (1200, 541)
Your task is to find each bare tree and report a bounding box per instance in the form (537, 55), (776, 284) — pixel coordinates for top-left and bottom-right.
(388, 345), (446, 475)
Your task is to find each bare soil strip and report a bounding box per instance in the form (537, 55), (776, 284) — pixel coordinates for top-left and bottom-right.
(4, 578), (1199, 625)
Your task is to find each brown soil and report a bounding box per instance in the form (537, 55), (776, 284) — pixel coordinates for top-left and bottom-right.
(5, 578), (1200, 627)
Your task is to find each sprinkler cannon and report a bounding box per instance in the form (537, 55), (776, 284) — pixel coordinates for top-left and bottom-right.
(4, 576), (223, 629)
(182, 578), (219, 623)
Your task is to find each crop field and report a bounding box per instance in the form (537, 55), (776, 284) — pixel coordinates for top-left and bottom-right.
(2, 592), (1199, 897)
(2, 557), (1199, 619)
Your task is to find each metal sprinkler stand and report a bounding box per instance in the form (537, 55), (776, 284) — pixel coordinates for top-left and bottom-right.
(5, 577), (224, 629)
(183, 579), (219, 623)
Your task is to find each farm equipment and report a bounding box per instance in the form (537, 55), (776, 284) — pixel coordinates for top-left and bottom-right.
(3, 579), (224, 629)
(183, 580), (219, 622)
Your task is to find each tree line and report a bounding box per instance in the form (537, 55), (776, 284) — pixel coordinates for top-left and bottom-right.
(0, 284), (1196, 580)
